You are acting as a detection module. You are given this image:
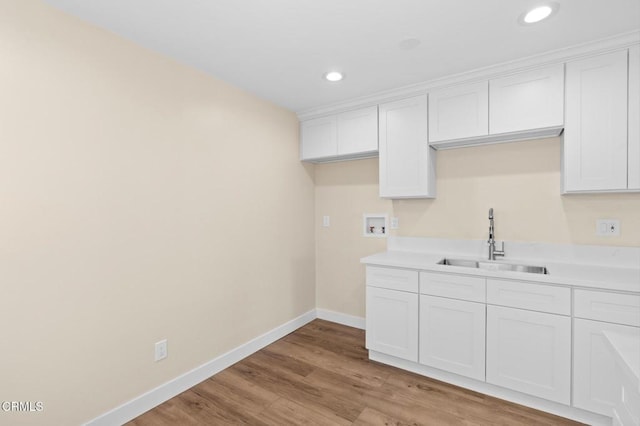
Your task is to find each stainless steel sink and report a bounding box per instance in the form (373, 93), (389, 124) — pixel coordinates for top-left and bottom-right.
(437, 258), (548, 275)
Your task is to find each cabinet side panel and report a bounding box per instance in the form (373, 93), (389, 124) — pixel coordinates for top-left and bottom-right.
(628, 45), (640, 189)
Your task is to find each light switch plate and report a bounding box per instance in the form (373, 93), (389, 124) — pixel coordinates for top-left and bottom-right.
(322, 216), (330, 227)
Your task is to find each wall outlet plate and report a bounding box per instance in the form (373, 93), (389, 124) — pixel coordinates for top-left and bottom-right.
(390, 217), (399, 229)
(595, 219), (620, 237)
(155, 339), (168, 362)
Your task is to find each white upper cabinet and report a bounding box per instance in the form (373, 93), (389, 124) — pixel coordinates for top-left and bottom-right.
(300, 115), (337, 160)
(336, 106), (378, 156)
(428, 81), (489, 142)
(428, 67), (565, 149)
(379, 94), (436, 198)
(300, 106), (378, 162)
(563, 50), (629, 192)
(489, 64), (564, 134)
(629, 45), (640, 190)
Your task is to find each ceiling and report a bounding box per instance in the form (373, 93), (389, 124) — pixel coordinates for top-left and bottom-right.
(43, 0), (640, 113)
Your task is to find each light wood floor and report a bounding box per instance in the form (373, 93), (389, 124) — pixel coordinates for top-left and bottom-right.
(128, 319), (582, 425)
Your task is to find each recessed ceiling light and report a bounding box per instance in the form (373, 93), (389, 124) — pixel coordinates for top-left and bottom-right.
(324, 71), (344, 82)
(398, 38), (421, 50)
(519, 3), (559, 25)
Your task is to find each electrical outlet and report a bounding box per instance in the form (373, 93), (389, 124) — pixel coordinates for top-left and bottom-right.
(155, 339), (167, 362)
(322, 216), (330, 227)
(595, 219), (620, 237)
(390, 217), (399, 229)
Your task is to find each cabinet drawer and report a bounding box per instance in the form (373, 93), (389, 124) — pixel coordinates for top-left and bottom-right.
(366, 266), (419, 293)
(487, 279), (570, 315)
(420, 272), (485, 303)
(574, 290), (640, 327)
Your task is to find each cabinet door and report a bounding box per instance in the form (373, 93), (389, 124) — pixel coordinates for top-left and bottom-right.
(366, 286), (418, 362)
(573, 319), (640, 416)
(486, 305), (571, 404)
(300, 115), (337, 160)
(337, 106), (378, 156)
(490, 64), (564, 134)
(629, 45), (640, 190)
(419, 295), (486, 381)
(428, 81), (488, 142)
(379, 94), (436, 198)
(564, 50), (628, 192)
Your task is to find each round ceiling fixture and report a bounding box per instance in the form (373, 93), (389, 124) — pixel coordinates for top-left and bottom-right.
(398, 38), (421, 50)
(519, 3), (559, 25)
(324, 71), (344, 82)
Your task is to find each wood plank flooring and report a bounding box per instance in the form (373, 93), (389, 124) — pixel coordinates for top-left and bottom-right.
(128, 320), (582, 425)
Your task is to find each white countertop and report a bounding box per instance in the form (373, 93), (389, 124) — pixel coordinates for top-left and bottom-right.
(603, 330), (640, 390)
(361, 237), (640, 293)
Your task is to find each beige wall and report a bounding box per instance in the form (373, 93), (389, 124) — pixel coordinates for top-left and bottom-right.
(316, 137), (640, 318)
(0, 2), (315, 425)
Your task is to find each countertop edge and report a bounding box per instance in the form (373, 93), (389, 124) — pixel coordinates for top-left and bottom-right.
(361, 251), (640, 294)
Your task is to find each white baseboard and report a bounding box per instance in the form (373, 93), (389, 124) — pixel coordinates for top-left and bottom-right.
(316, 308), (366, 330)
(85, 309), (316, 426)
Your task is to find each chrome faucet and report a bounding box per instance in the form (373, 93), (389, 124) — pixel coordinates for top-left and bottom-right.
(488, 208), (505, 261)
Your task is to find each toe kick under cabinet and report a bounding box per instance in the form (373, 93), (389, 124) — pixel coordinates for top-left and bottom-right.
(365, 265), (640, 424)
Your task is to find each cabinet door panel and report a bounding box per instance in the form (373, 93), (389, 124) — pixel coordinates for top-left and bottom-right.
(300, 116), (337, 160)
(486, 305), (570, 404)
(429, 81), (488, 142)
(573, 319), (640, 416)
(629, 45), (640, 189)
(564, 50), (628, 191)
(379, 94), (435, 198)
(337, 106), (378, 156)
(366, 286), (418, 362)
(490, 64), (564, 134)
(419, 295), (486, 381)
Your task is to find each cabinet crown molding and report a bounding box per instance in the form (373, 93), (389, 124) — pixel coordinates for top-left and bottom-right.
(297, 30), (640, 121)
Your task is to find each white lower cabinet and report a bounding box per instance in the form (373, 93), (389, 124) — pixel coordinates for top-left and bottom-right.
(365, 263), (640, 423)
(573, 318), (640, 416)
(486, 305), (571, 404)
(366, 286), (418, 362)
(419, 295), (486, 381)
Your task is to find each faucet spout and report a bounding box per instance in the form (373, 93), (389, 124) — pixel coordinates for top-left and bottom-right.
(487, 207), (505, 261)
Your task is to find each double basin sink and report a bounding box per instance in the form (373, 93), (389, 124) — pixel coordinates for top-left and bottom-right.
(437, 258), (548, 275)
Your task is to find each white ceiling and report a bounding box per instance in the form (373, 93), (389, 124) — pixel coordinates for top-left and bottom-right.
(43, 0), (640, 113)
